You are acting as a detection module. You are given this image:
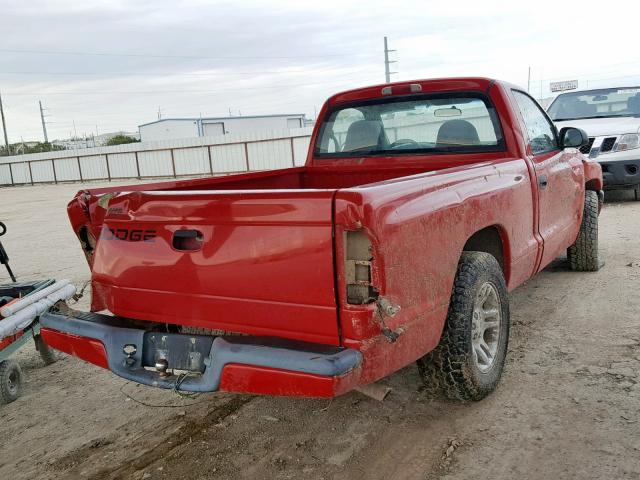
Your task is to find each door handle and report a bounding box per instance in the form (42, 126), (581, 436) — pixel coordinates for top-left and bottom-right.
(538, 174), (548, 189)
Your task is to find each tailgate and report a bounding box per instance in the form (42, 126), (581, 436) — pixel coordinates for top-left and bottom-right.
(90, 190), (339, 345)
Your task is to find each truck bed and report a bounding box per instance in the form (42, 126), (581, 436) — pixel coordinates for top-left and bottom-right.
(69, 164), (449, 346)
(84, 164), (447, 194)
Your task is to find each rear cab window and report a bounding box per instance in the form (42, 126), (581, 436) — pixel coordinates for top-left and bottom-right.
(314, 93), (505, 158)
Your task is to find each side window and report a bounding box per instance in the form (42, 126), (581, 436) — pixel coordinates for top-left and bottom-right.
(513, 91), (558, 155)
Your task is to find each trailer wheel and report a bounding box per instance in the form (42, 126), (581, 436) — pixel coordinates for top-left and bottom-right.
(567, 190), (600, 272)
(34, 334), (58, 366)
(417, 252), (510, 401)
(0, 360), (23, 404)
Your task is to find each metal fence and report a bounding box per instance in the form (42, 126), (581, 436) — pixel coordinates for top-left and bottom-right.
(0, 127), (313, 187)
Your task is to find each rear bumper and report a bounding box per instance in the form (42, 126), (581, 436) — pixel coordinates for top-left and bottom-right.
(599, 159), (640, 189)
(40, 310), (362, 398)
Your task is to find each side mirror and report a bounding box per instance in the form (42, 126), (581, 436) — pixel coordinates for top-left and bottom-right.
(559, 127), (589, 149)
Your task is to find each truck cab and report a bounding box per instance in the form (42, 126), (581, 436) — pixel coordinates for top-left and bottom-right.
(548, 87), (640, 197)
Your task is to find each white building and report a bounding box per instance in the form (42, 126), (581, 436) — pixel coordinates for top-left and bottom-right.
(139, 114), (307, 142)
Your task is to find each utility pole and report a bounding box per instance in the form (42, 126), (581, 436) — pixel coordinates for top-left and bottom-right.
(384, 36), (397, 83)
(39, 100), (49, 143)
(527, 67), (531, 92)
(157, 106), (162, 120)
(0, 91), (9, 155)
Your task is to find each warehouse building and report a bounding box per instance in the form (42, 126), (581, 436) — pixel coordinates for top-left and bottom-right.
(139, 114), (307, 142)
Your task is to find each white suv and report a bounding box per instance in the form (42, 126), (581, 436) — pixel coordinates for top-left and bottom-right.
(547, 87), (640, 199)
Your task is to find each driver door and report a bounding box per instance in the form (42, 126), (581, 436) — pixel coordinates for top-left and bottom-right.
(512, 90), (584, 271)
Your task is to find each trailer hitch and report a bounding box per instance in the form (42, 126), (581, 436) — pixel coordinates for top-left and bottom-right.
(0, 222), (17, 282)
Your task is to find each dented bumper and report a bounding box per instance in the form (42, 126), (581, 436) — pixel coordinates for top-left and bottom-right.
(39, 309), (362, 397)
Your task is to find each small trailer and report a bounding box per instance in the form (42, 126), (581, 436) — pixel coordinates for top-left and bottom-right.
(0, 222), (75, 404)
(0, 298), (57, 404)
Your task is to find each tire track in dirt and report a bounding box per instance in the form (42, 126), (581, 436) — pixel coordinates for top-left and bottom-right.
(92, 396), (253, 480)
(45, 395), (253, 480)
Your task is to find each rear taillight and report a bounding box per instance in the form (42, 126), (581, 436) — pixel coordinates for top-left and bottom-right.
(77, 226), (96, 264)
(344, 230), (379, 305)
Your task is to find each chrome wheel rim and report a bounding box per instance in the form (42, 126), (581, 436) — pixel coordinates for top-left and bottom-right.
(471, 282), (501, 373)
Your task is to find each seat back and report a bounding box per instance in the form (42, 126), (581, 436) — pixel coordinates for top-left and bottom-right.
(343, 120), (383, 152)
(627, 94), (640, 114)
(436, 120), (480, 146)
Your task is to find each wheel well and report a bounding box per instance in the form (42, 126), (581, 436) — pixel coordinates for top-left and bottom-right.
(463, 226), (506, 277)
(585, 179), (600, 191)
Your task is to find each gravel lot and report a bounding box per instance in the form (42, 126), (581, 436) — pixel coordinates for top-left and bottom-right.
(1, 181), (639, 480)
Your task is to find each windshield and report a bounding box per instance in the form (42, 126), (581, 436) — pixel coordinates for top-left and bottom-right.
(314, 94), (504, 157)
(547, 87), (640, 121)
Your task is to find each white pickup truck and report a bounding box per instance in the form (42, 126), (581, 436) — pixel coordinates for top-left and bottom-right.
(547, 87), (640, 198)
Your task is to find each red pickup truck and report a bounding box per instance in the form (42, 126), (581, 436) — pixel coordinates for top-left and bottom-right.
(40, 78), (602, 401)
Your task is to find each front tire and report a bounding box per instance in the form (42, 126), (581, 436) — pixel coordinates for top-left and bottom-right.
(417, 252), (510, 401)
(0, 360), (23, 404)
(568, 190), (599, 271)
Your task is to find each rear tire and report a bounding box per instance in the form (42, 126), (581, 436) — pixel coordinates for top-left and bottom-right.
(417, 252), (510, 401)
(568, 190), (599, 271)
(0, 360), (23, 404)
(35, 334), (58, 366)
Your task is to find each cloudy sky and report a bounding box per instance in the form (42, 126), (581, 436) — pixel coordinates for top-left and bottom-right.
(0, 0), (638, 142)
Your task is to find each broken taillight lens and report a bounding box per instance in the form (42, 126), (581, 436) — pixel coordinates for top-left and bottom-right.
(77, 226), (96, 264)
(344, 230), (379, 305)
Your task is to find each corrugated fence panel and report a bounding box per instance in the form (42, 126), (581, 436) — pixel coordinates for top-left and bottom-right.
(0, 132), (314, 186)
(109, 153), (138, 178)
(138, 150), (173, 177)
(174, 147), (210, 176)
(10, 163), (30, 184)
(210, 144), (246, 173)
(80, 155), (109, 180)
(247, 139), (292, 171)
(0, 164), (12, 185)
(293, 137), (310, 166)
(53, 157), (81, 181)
(31, 161), (55, 183)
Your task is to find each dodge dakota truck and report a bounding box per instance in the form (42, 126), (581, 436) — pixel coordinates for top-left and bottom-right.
(40, 77), (603, 401)
(548, 86), (640, 198)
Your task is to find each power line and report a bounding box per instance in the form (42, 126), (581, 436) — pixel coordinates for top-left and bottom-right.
(527, 73), (640, 97)
(0, 73), (379, 96)
(535, 71), (640, 84)
(0, 66), (367, 77)
(0, 47), (366, 60)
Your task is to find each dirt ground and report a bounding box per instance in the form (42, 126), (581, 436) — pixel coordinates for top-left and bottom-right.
(1, 181), (639, 480)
